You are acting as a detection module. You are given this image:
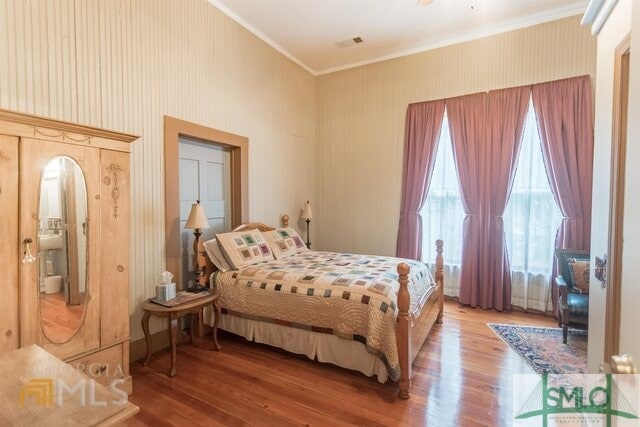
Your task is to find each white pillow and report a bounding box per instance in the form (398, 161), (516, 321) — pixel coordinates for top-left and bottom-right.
(215, 229), (274, 269)
(203, 238), (232, 272)
(261, 227), (308, 260)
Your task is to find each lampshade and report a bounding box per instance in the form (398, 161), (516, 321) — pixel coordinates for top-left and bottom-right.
(302, 201), (313, 220)
(184, 201), (210, 230)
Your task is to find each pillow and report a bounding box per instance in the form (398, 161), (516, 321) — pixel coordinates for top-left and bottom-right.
(261, 227), (308, 259)
(215, 229), (274, 269)
(202, 238), (232, 272)
(567, 258), (590, 294)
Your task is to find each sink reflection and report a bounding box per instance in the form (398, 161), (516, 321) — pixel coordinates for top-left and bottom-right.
(39, 234), (64, 250)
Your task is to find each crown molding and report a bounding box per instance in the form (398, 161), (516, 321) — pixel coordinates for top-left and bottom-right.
(581, 0), (619, 34)
(207, 1), (587, 77)
(317, 5), (587, 75)
(206, 0), (316, 76)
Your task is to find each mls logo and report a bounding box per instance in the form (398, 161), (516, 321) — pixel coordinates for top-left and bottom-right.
(514, 374), (640, 427)
(19, 377), (128, 409)
(19, 378), (54, 408)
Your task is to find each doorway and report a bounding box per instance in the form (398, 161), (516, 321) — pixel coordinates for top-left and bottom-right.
(178, 138), (231, 288)
(604, 35), (630, 362)
(164, 116), (248, 290)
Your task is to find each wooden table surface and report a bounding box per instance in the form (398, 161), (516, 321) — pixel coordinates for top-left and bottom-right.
(0, 345), (138, 426)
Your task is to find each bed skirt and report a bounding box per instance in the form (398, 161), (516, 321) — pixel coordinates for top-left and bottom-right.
(204, 308), (389, 383)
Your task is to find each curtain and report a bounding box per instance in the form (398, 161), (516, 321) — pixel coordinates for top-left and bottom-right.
(396, 100), (446, 260)
(446, 93), (487, 308)
(422, 98), (565, 309)
(483, 86), (531, 311)
(532, 75), (594, 315)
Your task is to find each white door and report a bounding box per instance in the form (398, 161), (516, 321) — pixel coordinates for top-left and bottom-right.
(178, 138), (231, 288)
(616, 0), (640, 375)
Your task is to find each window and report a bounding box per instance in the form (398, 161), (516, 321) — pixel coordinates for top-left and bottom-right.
(504, 99), (563, 311)
(421, 99), (562, 310)
(420, 111), (465, 296)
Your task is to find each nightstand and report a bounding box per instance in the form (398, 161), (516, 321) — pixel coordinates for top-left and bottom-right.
(141, 290), (221, 377)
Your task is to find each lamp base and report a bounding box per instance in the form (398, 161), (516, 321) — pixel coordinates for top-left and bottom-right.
(187, 284), (207, 293)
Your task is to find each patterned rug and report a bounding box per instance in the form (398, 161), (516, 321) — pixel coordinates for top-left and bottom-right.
(488, 323), (587, 374)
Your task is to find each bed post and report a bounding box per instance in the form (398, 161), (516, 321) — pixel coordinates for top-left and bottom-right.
(436, 239), (444, 324)
(281, 214), (289, 227)
(396, 262), (411, 400)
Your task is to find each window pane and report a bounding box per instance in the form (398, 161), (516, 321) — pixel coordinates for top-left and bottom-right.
(504, 98), (563, 311)
(421, 112), (465, 267)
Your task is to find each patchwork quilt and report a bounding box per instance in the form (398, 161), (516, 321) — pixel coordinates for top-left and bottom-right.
(213, 251), (436, 381)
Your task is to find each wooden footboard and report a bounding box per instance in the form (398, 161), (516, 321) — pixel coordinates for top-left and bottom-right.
(396, 239), (444, 399)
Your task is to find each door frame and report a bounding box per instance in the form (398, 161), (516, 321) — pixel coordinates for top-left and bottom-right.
(164, 116), (248, 289)
(604, 34), (630, 362)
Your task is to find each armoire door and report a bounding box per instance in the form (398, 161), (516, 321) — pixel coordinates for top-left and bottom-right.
(0, 135), (19, 352)
(19, 137), (102, 360)
(100, 149), (131, 347)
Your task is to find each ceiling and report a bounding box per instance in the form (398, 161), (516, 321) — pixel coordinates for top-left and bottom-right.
(208, 0), (588, 75)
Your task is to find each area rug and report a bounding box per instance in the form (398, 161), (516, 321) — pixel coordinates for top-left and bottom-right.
(488, 324), (587, 374)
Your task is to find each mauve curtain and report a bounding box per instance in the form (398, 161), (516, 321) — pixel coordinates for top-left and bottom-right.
(396, 100), (446, 260)
(446, 93), (486, 307)
(532, 75), (594, 315)
(484, 86), (531, 311)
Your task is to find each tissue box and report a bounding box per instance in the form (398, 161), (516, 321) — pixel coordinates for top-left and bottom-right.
(155, 283), (176, 302)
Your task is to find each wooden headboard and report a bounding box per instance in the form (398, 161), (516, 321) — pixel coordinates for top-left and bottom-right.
(231, 214), (289, 232)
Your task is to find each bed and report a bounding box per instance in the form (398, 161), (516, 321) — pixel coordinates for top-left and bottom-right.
(204, 215), (443, 399)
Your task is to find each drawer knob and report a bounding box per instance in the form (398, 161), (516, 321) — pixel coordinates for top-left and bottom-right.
(117, 265), (125, 272)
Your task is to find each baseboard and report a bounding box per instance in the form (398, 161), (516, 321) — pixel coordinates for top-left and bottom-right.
(444, 294), (554, 317)
(131, 315), (211, 362)
(130, 330), (172, 362)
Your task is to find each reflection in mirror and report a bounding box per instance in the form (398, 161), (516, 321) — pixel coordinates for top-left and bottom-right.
(38, 156), (88, 343)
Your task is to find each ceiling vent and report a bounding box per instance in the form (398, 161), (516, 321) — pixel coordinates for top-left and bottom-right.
(334, 36), (364, 49)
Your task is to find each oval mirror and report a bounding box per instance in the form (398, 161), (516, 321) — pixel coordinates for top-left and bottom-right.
(38, 156), (89, 343)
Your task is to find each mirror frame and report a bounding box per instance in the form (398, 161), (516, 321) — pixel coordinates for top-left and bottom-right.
(37, 155), (90, 344)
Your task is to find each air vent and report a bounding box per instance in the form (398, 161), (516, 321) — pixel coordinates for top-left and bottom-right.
(334, 37), (364, 49)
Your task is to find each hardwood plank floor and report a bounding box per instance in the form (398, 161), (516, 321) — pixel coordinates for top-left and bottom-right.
(128, 300), (555, 426)
(40, 291), (85, 342)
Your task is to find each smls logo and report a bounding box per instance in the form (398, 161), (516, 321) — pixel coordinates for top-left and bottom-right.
(514, 374), (640, 427)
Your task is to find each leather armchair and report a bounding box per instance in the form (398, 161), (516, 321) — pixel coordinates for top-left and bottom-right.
(555, 249), (590, 344)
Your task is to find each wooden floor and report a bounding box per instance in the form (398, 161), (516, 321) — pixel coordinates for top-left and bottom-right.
(127, 300), (555, 426)
(40, 291), (85, 342)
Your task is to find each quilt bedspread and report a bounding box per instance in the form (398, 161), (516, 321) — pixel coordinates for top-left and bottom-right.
(213, 251), (436, 381)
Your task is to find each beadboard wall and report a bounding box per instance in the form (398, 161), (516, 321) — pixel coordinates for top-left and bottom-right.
(0, 0), (315, 340)
(315, 15), (596, 256)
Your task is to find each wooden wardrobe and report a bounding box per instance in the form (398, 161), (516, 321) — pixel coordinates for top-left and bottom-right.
(0, 109), (137, 393)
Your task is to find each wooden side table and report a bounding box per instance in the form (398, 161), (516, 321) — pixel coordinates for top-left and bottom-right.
(141, 291), (221, 377)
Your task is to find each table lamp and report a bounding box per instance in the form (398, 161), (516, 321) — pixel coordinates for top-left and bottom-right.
(184, 200), (210, 292)
(302, 201), (313, 249)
